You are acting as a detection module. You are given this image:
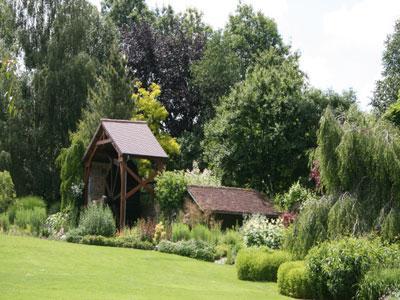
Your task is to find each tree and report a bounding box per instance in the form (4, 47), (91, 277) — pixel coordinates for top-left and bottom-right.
(372, 20), (400, 113)
(101, 0), (151, 28)
(122, 6), (211, 137)
(9, 0), (119, 202)
(203, 49), (306, 194)
(58, 47), (132, 209)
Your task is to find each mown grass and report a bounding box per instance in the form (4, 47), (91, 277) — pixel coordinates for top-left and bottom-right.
(0, 235), (291, 299)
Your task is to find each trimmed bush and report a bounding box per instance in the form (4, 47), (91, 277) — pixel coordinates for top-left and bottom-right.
(0, 170), (15, 213)
(236, 248), (292, 281)
(157, 239), (216, 262)
(277, 261), (313, 299)
(357, 268), (400, 300)
(306, 238), (392, 300)
(79, 235), (154, 250)
(15, 207), (46, 235)
(172, 222), (191, 241)
(0, 212), (9, 231)
(78, 204), (116, 237)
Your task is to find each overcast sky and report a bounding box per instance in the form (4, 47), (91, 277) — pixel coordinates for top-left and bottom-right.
(89, 0), (400, 110)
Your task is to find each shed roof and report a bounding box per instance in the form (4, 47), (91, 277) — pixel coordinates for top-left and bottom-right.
(83, 119), (168, 161)
(187, 185), (279, 216)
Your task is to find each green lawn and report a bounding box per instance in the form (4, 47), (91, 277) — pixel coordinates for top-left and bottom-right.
(0, 235), (291, 300)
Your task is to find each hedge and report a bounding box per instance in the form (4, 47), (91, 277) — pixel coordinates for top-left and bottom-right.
(236, 247), (292, 281)
(277, 261), (313, 299)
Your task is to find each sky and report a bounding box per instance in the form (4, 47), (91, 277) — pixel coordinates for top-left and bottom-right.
(89, 0), (400, 110)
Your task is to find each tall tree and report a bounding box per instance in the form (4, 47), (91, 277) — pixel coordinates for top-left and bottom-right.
(372, 20), (400, 113)
(121, 6), (211, 137)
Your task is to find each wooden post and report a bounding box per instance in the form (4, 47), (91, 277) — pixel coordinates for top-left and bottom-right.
(119, 155), (127, 229)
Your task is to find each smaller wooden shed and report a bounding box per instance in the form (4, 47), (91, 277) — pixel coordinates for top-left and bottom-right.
(82, 119), (168, 229)
(186, 185), (279, 228)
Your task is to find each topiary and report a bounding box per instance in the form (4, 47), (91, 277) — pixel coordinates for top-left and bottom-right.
(78, 204), (116, 237)
(236, 247), (292, 281)
(277, 260), (313, 299)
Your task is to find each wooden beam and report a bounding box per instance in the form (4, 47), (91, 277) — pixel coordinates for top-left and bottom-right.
(119, 155), (127, 229)
(96, 138), (112, 146)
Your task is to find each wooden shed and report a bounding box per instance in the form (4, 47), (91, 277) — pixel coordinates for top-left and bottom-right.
(82, 119), (168, 229)
(186, 185), (279, 228)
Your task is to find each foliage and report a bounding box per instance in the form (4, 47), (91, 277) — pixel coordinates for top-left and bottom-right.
(275, 181), (316, 212)
(131, 82), (180, 158)
(306, 238), (396, 300)
(15, 207), (47, 235)
(8, 196), (46, 223)
(190, 224), (212, 242)
(155, 171), (187, 217)
(382, 207), (400, 242)
(43, 211), (70, 237)
(0, 212), (9, 231)
(153, 222), (167, 243)
(236, 248), (292, 282)
(372, 20), (400, 113)
(277, 261), (313, 299)
(315, 107), (400, 235)
(203, 49), (303, 194)
(122, 7), (211, 137)
(78, 204), (116, 237)
(136, 218), (157, 242)
(157, 239), (216, 262)
(172, 222), (191, 242)
(284, 197), (332, 258)
(101, 0), (149, 28)
(78, 235), (154, 250)
(184, 161), (221, 186)
(0, 170), (15, 213)
(327, 193), (364, 239)
(357, 268), (400, 300)
(242, 214), (285, 249)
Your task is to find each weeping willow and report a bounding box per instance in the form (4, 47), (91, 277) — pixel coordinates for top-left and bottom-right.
(316, 106), (400, 235)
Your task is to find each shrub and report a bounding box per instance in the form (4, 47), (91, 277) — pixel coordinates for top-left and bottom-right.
(172, 222), (191, 241)
(275, 181), (316, 212)
(0, 212), (9, 231)
(8, 196), (46, 223)
(136, 218), (156, 242)
(15, 207), (47, 235)
(277, 261), (313, 299)
(78, 235), (154, 250)
(236, 248), (292, 281)
(357, 268), (400, 300)
(157, 239), (216, 262)
(65, 227), (84, 243)
(78, 204), (116, 237)
(43, 211), (70, 237)
(284, 196), (332, 258)
(184, 162), (221, 186)
(191, 224), (211, 242)
(153, 222), (167, 243)
(306, 238), (391, 300)
(242, 214), (285, 249)
(0, 170), (15, 213)
(155, 171), (187, 217)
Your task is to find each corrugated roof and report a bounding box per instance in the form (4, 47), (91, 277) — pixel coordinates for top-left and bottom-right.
(83, 119), (168, 161)
(187, 185), (279, 216)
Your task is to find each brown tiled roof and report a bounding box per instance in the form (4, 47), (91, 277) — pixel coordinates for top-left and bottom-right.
(187, 185), (279, 216)
(83, 119), (168, 161)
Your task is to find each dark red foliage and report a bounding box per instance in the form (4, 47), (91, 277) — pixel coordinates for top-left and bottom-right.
(310, 160), (321, 189)
(281, 212), (296, 227)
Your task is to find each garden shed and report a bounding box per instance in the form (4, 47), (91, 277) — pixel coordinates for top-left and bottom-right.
(185, 185), (279, 228)
(82, 119), (168, 229)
